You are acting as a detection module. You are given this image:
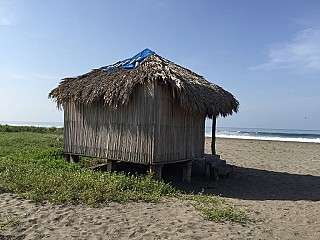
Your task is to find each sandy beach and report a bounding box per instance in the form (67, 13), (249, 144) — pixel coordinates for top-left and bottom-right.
(1, 138), (320, 239)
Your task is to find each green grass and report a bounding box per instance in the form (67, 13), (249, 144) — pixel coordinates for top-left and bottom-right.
(184, 193), (246, 222)
(0, 125), (246, 222)
(0, 124), (63, 134)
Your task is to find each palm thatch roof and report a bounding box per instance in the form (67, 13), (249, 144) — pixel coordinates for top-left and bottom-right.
(49, 52), (239, 118)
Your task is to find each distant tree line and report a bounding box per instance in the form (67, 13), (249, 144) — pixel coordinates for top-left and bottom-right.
(0, 124), (63, 134)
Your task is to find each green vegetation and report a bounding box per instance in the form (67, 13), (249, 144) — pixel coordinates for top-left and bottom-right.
(0, 125), (246, 222)
(184, 193), (246, 222)
(0, 124), (63, 134)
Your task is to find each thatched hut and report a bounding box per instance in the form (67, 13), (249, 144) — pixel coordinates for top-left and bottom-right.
(49, 49), (239, 181)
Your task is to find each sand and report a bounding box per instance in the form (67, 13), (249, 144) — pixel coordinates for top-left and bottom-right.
(1, 138), (320, 239)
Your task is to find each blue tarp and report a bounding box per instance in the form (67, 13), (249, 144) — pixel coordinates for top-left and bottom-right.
(103, 48), (155, 72)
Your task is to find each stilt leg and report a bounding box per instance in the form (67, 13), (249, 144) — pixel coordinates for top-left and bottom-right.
(65, 154), (71, 162)
(70, 154), (79, 163)
(213, 169), (219, 181)
(182, 161), (192, 183)
(149, 164), (163, 181)
(106, 159), (117, 172)
(205, 163), (211, 178)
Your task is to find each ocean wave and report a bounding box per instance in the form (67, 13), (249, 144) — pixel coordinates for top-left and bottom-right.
(205, 127), (320, 143)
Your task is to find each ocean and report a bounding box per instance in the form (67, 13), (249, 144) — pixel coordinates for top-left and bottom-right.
(206, 126), (320, 143)
(1, 121), (319, 143)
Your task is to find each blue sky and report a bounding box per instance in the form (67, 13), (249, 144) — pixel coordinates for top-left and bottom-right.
(1, 0), (319, 130)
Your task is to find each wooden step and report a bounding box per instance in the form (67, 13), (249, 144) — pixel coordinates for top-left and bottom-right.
(210, 159), (226, 167)
(211, 164), (234, 181)
(204, 154), (234, 180)
(216, 164), (234, 176)
(204, 154), (220, 162)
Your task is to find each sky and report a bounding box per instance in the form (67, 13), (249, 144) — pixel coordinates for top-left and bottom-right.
(0, 0), (319, 130)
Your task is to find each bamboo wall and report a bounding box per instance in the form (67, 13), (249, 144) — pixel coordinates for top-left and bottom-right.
(64, 83), (155, 164)
(153, 82), (205, 164)
(64, 81), (205, 165)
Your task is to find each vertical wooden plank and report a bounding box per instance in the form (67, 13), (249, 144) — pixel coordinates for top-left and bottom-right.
(153, 79), (159, 165)
(211, 117), (216, 155)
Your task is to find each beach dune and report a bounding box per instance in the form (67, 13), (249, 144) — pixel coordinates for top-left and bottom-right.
(1, 138), (320, 239)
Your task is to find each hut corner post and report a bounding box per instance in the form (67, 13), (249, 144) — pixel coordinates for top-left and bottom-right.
(211, 117), (217, 155)
(182, 161), (192, 183)
(107, 160), (117, 172)
(150, 164), (163, 181)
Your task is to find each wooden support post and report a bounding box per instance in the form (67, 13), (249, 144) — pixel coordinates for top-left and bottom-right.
(205, 163), (211, 178)
(213, 169), (219, 182)
(64, 154), (71, 162)
(106, 159), (117, 172)
(70, 154), (79, 163)
(149, 164), (163, 181)
(182, 161), (192, 183)
(211, 117), (217, 155)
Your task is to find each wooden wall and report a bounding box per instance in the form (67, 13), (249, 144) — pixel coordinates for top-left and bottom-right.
(64, 81), (205, 165)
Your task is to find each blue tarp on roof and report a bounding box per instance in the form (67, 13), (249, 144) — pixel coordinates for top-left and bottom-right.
(103, 48), (155, 72)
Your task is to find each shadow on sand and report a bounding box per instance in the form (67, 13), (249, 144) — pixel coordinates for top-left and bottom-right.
(160, 160), (320, 201)
(113, 160), (320, 201)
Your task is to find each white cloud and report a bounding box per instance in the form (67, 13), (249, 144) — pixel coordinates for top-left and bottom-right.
(250, 27), (320, 71)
